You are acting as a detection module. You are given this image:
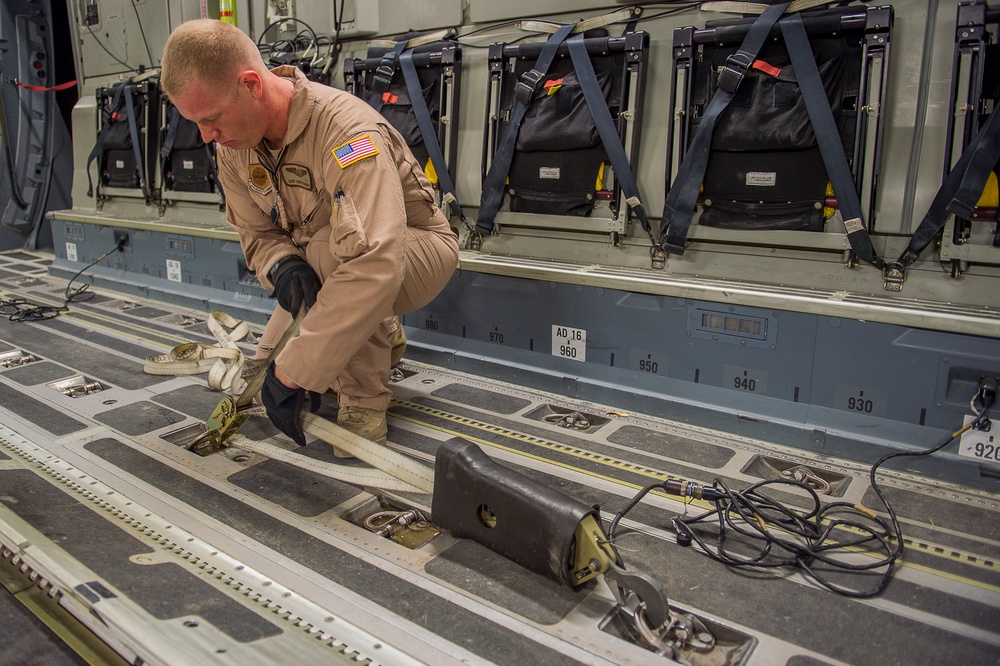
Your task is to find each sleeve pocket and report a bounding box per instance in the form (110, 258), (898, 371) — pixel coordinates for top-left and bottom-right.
(331, 193), (369, 260)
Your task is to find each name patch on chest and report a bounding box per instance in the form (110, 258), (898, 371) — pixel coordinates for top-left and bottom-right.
(333, 135), (378, 168)
(281, 164), (313, 189)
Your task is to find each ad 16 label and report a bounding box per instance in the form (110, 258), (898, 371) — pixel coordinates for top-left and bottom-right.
(552, 325), (586, 362)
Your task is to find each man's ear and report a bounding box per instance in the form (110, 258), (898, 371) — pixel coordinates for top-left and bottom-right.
(239, 70), (263, 98)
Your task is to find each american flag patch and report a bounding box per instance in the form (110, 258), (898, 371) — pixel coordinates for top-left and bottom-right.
(332, 135), (378, 168)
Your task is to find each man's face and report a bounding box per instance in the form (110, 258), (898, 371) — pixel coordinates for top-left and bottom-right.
(170, 75), (262, 151)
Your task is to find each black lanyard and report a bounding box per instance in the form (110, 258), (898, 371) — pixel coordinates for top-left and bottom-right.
(256, 144), (288, 226)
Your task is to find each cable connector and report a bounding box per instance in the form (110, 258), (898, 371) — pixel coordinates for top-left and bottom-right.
(978, 376), (998, 409)
(662, 478), (726, 502)
(113, 230), (129, 252)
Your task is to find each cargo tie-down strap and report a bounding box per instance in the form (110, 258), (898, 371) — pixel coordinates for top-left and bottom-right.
(142, 310), (262, 395)
(221, 415), (434, 493)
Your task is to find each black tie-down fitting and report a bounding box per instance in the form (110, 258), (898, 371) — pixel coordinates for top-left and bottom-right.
(431, 437), (681, 641)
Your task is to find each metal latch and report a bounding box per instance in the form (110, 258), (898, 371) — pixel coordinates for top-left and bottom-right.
(0, 350), (38, 368)
(650, 245), (666, 270)
(467, 230), (483, 251)
(780, 464), (832, 494)
(364, 508), (440, 549)
(48, 375), (106, 398)
(188, 397), (250, 455)
(882, 262), (905, 292)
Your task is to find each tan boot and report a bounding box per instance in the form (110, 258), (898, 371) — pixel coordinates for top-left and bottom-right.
(333, 406), (387, 458)
(390, 326), (407, 368)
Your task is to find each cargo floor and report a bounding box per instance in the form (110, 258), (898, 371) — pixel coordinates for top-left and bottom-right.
(0, 250), (998, 666)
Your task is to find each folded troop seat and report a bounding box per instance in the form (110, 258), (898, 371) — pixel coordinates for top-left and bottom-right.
(87, 79), (159, 207)
(661, 4), (892, 267)
(934, 1), (1000, 277)
(478, 24), (651, 248)
(158, 97), (224, 210)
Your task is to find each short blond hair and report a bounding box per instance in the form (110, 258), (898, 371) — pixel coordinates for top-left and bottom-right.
(160, 19), (264, 99)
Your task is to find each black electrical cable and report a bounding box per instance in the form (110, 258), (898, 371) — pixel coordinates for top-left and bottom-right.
(318, 0), (348, 81)
(0, 239), (126, 322)
(607, 391), (994, 598)
(325, 0), (347, 62)
(863, 388), (995, 586)
(130, 0), (154, 68)
(257, 18), (320, 59)
(85, 24), (135, 72)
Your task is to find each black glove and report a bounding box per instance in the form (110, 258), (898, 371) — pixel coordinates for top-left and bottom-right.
(269, 255), (321, 315)
(260, 363), (321, 446)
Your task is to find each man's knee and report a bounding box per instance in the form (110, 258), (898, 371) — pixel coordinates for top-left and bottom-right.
(395, 230), (459, 314)
(256, 306), (292, 359)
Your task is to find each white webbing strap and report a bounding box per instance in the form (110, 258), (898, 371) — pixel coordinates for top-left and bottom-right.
(700, 0), (831, 14)
(229, 432), (428, 494)
(144, 310), (251, 394)
(301, 413), (435, 494)
(367, 29), (454, 51)
(154, 309), (433, 494)
(226, 409), (435, 494)
(204, 310), (253, 394)
(518, 7), (637, 35)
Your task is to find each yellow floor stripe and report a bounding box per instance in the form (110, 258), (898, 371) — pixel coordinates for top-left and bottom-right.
(393, 399), (673, 479)
(900, 559), (1000, 594)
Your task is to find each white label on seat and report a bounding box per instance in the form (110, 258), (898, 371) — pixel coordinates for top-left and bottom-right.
(539, 167), (561, 180)
(65, 242), (77, 262)
(746, 171), (776, 186)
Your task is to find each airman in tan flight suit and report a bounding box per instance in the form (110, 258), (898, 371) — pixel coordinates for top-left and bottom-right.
(161, 19), (459, 451)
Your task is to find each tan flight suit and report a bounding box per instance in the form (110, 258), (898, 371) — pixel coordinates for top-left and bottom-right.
(216, 66), (459, 411)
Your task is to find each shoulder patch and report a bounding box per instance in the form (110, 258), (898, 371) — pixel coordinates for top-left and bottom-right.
(332, 135), (379, 168)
